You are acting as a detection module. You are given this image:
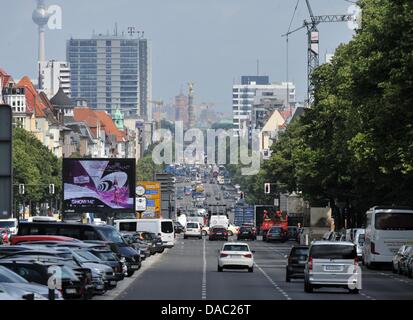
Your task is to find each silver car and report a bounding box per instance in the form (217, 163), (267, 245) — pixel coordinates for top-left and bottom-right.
(304, 241), (360, 294)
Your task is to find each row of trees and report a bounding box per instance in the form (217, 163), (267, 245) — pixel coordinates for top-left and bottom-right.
(229, 0), (413, 227)
(13, 128), (61, 214)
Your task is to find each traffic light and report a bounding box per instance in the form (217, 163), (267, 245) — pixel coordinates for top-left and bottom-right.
(264, 183), (270, 194)
(18, 184), (25, 195)
(49, 184), (55, 195)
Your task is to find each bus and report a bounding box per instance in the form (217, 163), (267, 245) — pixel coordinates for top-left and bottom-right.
(363, 206), (413, 268)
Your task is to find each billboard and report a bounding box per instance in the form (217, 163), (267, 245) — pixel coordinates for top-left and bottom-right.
(137, 181), (161, 215)
(63, 158), (136, 213)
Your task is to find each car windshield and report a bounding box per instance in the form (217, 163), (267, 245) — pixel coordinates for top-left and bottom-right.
(98, 228), (126, 244)
(0, 221), (15, 228)
(311, 245), (356, 259)
(161, 221), (173, 233)
(223, 245), (249, 252)
(0, 266), (28, 283)
(240, 227), (252, 232)
(73, 250), (101, 263)
(186, 223), (198, 228)
(91, 251), (118, 262)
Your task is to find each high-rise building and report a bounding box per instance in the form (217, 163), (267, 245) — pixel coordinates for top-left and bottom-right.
(67, 33), (152, 118)
(39, 60), (71, 99)
(232, 76), (295, 136)
(174, 91), (188, 124)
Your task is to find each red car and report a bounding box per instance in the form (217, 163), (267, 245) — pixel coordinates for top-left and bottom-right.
(10, 235), (81, 245)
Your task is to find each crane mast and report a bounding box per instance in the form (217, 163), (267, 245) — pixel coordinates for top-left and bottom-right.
(283, 0), (355, 105)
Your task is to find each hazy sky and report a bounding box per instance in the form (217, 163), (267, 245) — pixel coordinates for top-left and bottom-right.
(1, 0), (355, 115)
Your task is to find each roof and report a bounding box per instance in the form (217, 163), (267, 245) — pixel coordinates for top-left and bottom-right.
(95, 110), (126, 142)
(38, 92), (59, 126)
(0, 68), (13, 88)
(17, 76), (45, 117)
(50, 87), (72, 107)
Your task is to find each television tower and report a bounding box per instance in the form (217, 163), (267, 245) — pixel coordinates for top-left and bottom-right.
(32, 0), (51, 88)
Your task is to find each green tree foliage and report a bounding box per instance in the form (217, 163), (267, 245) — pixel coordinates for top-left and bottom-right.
(13, 128), (61, 204)
(261, 0), (413, 213)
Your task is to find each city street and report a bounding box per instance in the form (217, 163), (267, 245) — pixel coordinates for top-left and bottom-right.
(116, 235), (413, 300)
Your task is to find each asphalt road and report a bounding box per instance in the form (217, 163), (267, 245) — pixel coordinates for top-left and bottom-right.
(117, 235), (413, 300)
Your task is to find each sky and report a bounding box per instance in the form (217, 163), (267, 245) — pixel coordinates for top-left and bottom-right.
(0, 0), (356, 116)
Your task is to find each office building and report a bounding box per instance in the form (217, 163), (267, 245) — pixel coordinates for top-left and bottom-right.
(67, 33), (152, 118)
(39, 60), (71, 98)
(232, 76), (295, 136)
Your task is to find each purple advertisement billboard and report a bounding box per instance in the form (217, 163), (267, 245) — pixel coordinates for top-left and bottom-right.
(63, 158), (136, 213)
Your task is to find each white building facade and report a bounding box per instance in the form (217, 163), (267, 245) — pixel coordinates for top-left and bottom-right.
(232, 76), (295, 136)
(39, 60), (71, 99)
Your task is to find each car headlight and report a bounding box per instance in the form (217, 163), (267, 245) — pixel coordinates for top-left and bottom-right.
(34, 293), (48, 300)
(120, 257), (126, 263)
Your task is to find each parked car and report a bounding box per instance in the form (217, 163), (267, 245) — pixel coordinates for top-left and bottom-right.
(136, 231), (164, 254)
(184, 222), (202, 239)
(1, 249), (109, 294)
(217, 242), (254, 272)
(286, 245), (309, 282)
(393, 245), (413, 275)
(209, 226), (228, 241)
(120, 232), (149, 260)
(0, 258), (89, 299)
(406, 249), (413, 278)
(237, 226), (256, 241)
(0, 265), (63, 300)
(304, 241), (360, 294)
(392, 244), (410, 274)
(16, 222), (141, 277)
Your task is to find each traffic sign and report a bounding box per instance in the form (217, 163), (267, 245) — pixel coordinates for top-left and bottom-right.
(264, 183), (270, 194)
(136, 186), (145, 196)
(274, 198), (279, 207)
(136, 197), (147, 211)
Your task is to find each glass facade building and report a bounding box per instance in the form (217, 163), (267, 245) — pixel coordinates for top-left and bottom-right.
(67, 35), (151, 118)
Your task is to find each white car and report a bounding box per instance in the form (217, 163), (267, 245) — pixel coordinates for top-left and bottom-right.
(184, 222), (202, 239)
(217, 242), (254, 272)
(227, 224), (240, 236)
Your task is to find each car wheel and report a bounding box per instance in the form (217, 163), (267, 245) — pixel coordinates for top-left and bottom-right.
(248, 267), (253, 273)
(127, 269), (135, 277)
(408, 269), (412, 279)
(286, 272), (291, 282)
(398, 263), (403, 275)
(202, 230), (207, 236)
(304, 280), (313, 293)
(349, 288), (359, 294)
(159, 248), (165, 253)
(217, 266), (223, 272)
(228, 231), (233, 236)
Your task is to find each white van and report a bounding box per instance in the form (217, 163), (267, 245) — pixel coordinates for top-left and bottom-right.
(114, 218), (175, 248)
(0, 218), (18, 235)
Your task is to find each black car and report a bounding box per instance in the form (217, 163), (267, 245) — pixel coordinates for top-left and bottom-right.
(17, 222), (141, 277)
(237, 226), (256, 241)
(121, 232), (151, 260)
(173, 221), (185, 234)
(287, 226), (299, 242)
(136, 231), (164, 254)
(286, 246), (309, 282)
(0, 258), (90, 299)
(209, 226), (228, 241)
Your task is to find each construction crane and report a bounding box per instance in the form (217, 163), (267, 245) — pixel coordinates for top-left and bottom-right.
(282, 0), (356, 105)
(148, 100), (164, 128)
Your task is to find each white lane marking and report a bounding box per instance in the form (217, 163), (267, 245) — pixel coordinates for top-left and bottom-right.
(360, 292), (376, 300)
(254, 262), (292, 300)
(202, 238), (207, 300)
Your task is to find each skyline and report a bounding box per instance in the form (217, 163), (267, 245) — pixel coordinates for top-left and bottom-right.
(1, 0), (355, 115)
